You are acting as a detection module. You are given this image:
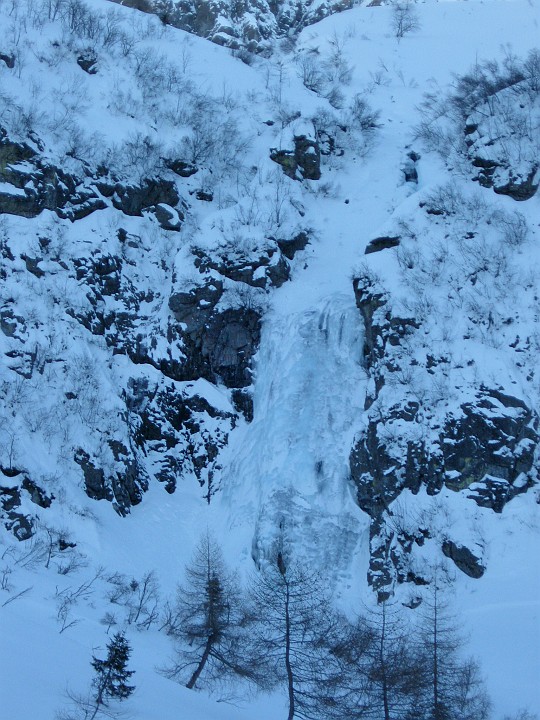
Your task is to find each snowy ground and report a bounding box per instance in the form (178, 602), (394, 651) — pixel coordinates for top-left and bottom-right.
(0, 0), (539, 717)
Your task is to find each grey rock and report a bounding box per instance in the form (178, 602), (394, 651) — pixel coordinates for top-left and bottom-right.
(365, 236), (401, 255)
(201, 308), (261, 388)
(193, 245), (289, 289)
(276, 230), (310, 260)
(21, 477), (54, 508)
(349, 270), (539, 594)
(271, 135), (321, 181)
(0, 52), (15, 69)
(153, 203), (182, 231)
(111, 177), (181, 216)
(442, 539), (485, 578)
(164, 158), (198, 177)
(75, 449), (112, 503)
(169, 280), (223, 327)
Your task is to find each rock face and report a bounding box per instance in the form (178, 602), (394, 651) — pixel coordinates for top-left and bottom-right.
(271, 135), (321, 181)
(364, 236), (401, 255)
(0, 106), (312, 526)
(168, 282), (262, 388)
(0, 127), (187, 228)
(463, 83), (539, 201)
(0, 470), (54, 540)
(192, 241), (290, 289)
(349, 271), (540, 596)
(142, 0), (353, 53)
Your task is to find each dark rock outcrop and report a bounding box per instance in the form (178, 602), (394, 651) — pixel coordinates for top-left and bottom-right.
(0, 126), (187, 226)
(271, 135), (321, 181)
(442, 539), (485, 578)
(464, 85), (539, 201)
(74, 444), (148, 516)
(276, 230), (310, 260)
(137, 0), (354, 54)
(193, 241), (290, 289)
(0, 474), (54, 539)
(365, 236), (401, 255)
(349, 270), (539, 595)
(77, 52), (98, 74)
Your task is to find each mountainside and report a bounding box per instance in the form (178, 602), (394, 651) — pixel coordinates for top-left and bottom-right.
(0, 0), (539, 718)
(110, 0), (354, 54)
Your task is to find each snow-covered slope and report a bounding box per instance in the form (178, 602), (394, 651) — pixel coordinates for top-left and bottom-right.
(0, 0), (539, 717)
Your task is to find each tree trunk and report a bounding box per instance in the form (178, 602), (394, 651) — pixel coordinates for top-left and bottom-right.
(186, 634), (214, 689)
(284, 582), (295, 720)
(380, 603), (390, 720)
(433, 587), (439, 719)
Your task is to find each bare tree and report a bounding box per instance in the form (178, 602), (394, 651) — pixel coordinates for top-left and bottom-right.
(249, 553), (343, 720)
(391, 2), (421, 41)
(364, 600), (425, 720)
(126, 571), (159, 629)
(416, 581), (491, 720)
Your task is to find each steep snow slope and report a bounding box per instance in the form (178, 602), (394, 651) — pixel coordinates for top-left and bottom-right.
(0, 0), (539, 718)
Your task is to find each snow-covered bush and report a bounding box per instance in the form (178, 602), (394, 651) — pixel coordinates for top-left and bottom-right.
(417, 49), (540, 199)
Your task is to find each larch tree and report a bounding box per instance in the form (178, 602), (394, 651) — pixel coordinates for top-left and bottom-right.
(362, 600), (425, 720)
(416, 580), (491, 720)
(248, 552), (343, 720)
(164, 532), (253, 690)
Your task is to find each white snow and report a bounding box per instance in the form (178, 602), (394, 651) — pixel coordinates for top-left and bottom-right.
(0, 0), (539, 718)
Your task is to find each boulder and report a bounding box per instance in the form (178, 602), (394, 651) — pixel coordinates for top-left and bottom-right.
(442, 539), (485, 578)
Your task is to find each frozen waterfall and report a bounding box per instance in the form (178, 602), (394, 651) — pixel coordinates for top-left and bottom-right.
(222, 294), (370, 584)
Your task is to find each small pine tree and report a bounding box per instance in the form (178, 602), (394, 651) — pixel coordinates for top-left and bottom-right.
(90, 633), (135, 718)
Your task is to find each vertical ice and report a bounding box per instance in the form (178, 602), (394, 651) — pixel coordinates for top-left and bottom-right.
(223, 293), (370, 580)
